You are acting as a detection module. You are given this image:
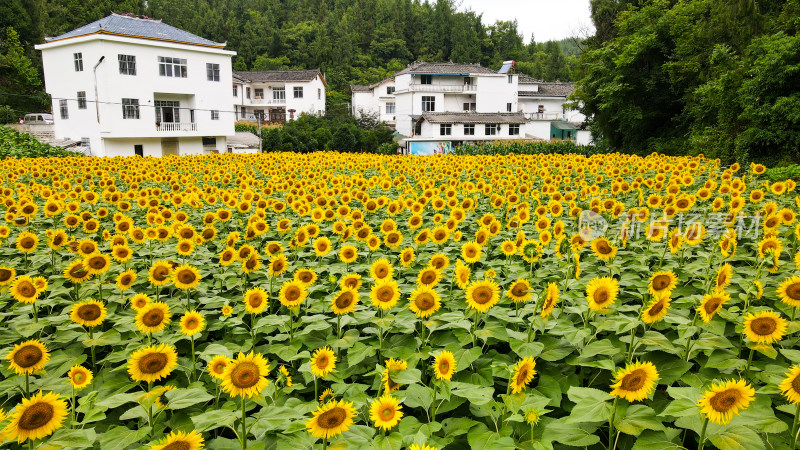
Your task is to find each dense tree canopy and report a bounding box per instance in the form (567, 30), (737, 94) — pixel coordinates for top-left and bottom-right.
(0, 0), (581, 121)
(576, 0), (800, 165)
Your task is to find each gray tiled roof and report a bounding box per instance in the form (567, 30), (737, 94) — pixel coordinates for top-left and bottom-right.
(519, 82), (575, 98)
(396, 61), (496, 76)
(234, 69), (323, 83)
(350, 85), (372, 93)
(519, 75), (543, 84)
(45, 13), (225, 47)
(420, 112), (528, 124)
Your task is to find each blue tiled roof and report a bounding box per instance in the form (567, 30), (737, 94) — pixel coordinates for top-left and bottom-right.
(45, 14), (225, 48)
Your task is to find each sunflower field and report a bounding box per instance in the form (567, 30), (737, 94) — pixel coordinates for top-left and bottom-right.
(0, 152), (799, 450)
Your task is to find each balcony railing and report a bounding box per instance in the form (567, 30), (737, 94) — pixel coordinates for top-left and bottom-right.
(409, 83), (477, 93)
(268, 98), (286, 105)
(524, 112), (561, 121)
(157, 122), (197, 132)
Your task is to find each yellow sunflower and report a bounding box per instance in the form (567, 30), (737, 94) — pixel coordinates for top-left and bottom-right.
(742, 310), (787, 344)
(306, 399), (356, 439)
(506, 278), (532, 303)
(221, 352), (270, 398)
(369, 395), (403, 430)
(179, 310), (206, 337)
(63, 260), (91, 284)
(338, 245), (358, 264)
(310, 347), (336, 378)
(130, 293), (150, 311)
(244, 287), (269, 314)
(83, 252), (111, 276)
(642, 293), (671, 324)
(70, 299), (107, 327)
(416, 267), (442, 287)
(465, 279), (500, 313)
(371, 279), (400, 310)
(279, 280), (308, 308)
(648, 271), (677, 296)
(697, 379), (755, 425)
(454, 260), (471, 289)
(173, 264), (201, 290)
(135, 302), (171, 334)
(3, 391), (68, 443)
(0, 266), (16, 286)
(715, 263), (733, 290)
(697, 290), (730, 323)
(331, 288), (359, 315)
(461, 241), (482, 264)
(294, 268), (318, 286)
(591, 237), (617, 260)
(116, 269), (137, 291)
(609, 361), (659, 402)
(148, 260), (173, 287)
(127, 343), (178, 383)
(10, 275), (39, 304)
(778, 365), (800, 404)
(6, 340), (50, 375)
(540, 282), (560, 319)
(67, 365), (93, 389)
(382, 358), (407, 394)
(15, 231), (39, 253)
(409, 285), (441, 318)
(148, 430), (204, 450)
(208, 355), (230, 380)
(433, 351), (456, 381)
(777, 275), (800, 307)
(585, 276), (619, 313)
(370, 258), (394, 281)
(509, 357), (537, 394)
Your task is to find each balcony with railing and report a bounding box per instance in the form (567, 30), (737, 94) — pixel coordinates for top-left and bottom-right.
(408, 83), (477, 93)
(157, 122), (197, 132)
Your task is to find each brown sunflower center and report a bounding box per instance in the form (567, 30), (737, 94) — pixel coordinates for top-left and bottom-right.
(465, 247), (477, 257)
(516, 367), (529, 385)
(19, 237), (35, 249)
(13, 345), (43, 368)
(286, 286), (301, 301)
(620, 369), (646, 391)
(377, 286), (394, 302)
(248, 294), (263, 308)
(177, 270), (196, 284)
(18, 402), (54, 431)
(792, 374), (800, 394)
(375, 266), (389, 278)
(299, 272), (313, 283)
(77, 304), (102, 321)
(786, 283), (800, 300)
(72, 372), (86, 384)
(0, 268), (12, 282)
(316, 355), (329, 369)
(120, 274), (133, 285)
(138, 352), (168, 374)
(415, 293), (435, 311)
(750, 317), (777, 336)
(230, 362), (260, 388)
(595, 241), (612, 254)
(272, 261), (285, 272)
(152, 267), (169, 281)
(652, 275), (671, 291)
(648, 299), (666, 316)
(420, 270), (437, 285)
(161, 441), (191, 450)
(511, 283), (527, 297)
(438, 360), (450, 373)
(472, 286), (493, 305)
(143, 309), (165, 327)
(703, 297), (723, 315)
(318, 407), (346, 429)
(344, 279), (358, 289)
(709, 389), (741, 412)
(16, 280), (37, 298)
(593, 287), (610, 305)
(213, 362), (227, 374)
(380, 406), (395, 420)
(335, 292), (354, 309)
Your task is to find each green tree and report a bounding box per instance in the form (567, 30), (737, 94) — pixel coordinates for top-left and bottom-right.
(0, 27), (46, 121)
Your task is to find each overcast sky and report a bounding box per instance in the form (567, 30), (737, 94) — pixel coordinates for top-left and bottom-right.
(460, 0), (594, 43)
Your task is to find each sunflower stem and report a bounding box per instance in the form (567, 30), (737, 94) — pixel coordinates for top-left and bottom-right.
(190, 335), (196, 382)
(33, 302), (38, 323)
(24, 372), (29, 398)
(314, 376), (318, 403)
(744, 348), (754, 380)
(791, 403), (800, 448)
(626, 325), (637, 364)
(322, 437), (328, 450)
(792, 307), (797, 322)
(240, 396), (247, 449)
(430, 382), (437, 423)
(608, 397), (618, 450)
(698, 417), (709, 450)
(71, 386), (76, 428)
(88, 329), (96, 372)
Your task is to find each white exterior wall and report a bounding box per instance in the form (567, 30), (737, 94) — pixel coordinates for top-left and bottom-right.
(233, 75), (326, 121)
(37, 34), (235, 157)
(474, 75), (517, 113)
(415, 121), (529, 142)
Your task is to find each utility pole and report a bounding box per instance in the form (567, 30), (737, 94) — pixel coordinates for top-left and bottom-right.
(257, 111), (263, 152)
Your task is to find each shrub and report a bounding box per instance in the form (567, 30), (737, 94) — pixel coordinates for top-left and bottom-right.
(0, 126), (84, 158)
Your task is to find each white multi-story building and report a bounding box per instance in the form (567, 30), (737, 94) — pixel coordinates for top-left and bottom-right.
(233, 70), (326, 123)
(351, 61), (589, 153)
(35, 13), (236, 157)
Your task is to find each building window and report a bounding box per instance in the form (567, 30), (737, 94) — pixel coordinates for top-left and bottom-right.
(122, 98), (140, 119)
(233, 86), (238, 97)
(118, 54), (136, 75)
(463, 102), (476, 112)
(211, 110), (220, 120)
(508, 75), (513, 84)
(421, 75), (432, 85)
(74, 53), (83, 72)
(246, 87), (251, 99)
(59, 99), (68, 119)
(464, 124), (475, 136)
(464, 76), (473, 85)
(485, 124), (498, 135)
(294, 87), (304, 98)
(507, 103), (512, 112)
(421, 96), (435, 112)
(273, 87), (285, 100)
(318, 88), (321, 100)
(158, 56), (187, 78)
(206, 63), (220, 81)
(77, 91), (87, 110)
(387, 86), (395, 94)
(538, 105), (545, 113)
(134, 145), (143, 156)
(254, 88), (264, 100)
(440, 124), (452, 136)
(155, 100), (180, 123)
(509, 124), (520, 135)
(386, 102), (395, 114)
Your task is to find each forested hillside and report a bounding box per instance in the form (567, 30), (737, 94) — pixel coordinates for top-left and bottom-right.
(0, 0), (582, 120)
(576, 0), (800, 165)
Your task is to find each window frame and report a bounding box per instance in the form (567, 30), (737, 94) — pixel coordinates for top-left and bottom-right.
(485, 123), (499, 135)
(273, 87), (286, 100)
(254, 88), (264, 100)
(294, 86), (304, 99)
(509, 124), (520, 136)
(464, 124), (475, 136)
(206, 63), (220, 81)
(77, 91), (87, 110)
(73, 53), (83, 72)
(211, 110), (220, 120)
(440, 123), (452, 136)
(158, 56), (188, 78)
(59, 99), (69, 119)
(118, 54), (136, 75)
(463, 102), (476, 112)
(421, 96), (435, 112)
(233, 86), (238, 97)
(507, 103), (512, 112)
(122, 98), (140, 119)
(385, 102), (396, 114)
(387, 86), (395, 95)
(420, 75), (432, 85)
